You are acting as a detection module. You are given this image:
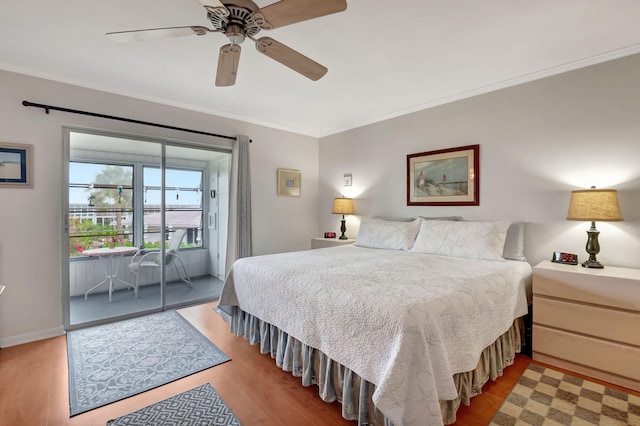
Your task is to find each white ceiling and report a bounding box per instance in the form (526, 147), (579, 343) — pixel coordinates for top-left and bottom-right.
(2, 1), (640, 137)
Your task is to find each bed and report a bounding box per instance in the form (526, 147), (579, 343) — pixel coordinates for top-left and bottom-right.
(217, 217), (532, 425)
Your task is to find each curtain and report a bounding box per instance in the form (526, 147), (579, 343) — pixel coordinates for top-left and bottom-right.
(225, 135), (252, 276)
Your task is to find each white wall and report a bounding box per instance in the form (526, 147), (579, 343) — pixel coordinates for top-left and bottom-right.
(4, 53), (640, 347)
(238, 124), (320, 256)
(0, 70), (319, 347)
(318, 53), (640, 269)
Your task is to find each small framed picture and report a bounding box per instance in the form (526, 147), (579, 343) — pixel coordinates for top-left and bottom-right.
(343, 173), (352, 186)
(324, 232), (336, 238)
(0, 141), (33, 188)
(277, 168), (301, 197)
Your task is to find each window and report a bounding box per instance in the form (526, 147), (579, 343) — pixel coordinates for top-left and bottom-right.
(69, 162), (204, 257)
(69, 162), (133, 256)
(142, 167), (203, 249)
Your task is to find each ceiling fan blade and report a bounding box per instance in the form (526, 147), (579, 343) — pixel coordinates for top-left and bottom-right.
(255, 37), (327, 81)
(106, 26), (211, 43)
(251, 0), (347, 30)
(215, 44), (241, 87)
(194, 0), (230, 17)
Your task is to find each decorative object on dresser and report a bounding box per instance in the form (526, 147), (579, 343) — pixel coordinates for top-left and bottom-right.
(532, 260), (640, 393)
(566, 186), (623, 268)
(332, 197), (354, 239)
(551, 251), (578, 265)
(407, 144), (479, 206)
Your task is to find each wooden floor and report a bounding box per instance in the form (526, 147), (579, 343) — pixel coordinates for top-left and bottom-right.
(0, 302), (532, 425)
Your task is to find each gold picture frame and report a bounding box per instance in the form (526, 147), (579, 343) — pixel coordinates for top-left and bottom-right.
(0, 141), (33, 188)
(277, 168), (301, 197)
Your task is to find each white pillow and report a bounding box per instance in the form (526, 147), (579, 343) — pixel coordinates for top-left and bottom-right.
(503, 221), (527, 261)
(410, 220), (511, 261)
(355, 218), (422, 250)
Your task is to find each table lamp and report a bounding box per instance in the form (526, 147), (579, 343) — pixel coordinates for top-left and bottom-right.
(332, 197), (354, 240)
(566, 186), (623, 268)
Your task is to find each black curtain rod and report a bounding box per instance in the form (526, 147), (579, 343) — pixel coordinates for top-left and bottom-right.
(22, 100), (238, 141)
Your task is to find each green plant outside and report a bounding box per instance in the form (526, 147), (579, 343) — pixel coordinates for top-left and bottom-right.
(69, 218), (133, 257)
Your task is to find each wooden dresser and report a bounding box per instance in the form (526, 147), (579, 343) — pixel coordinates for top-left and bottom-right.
(532, 260), (640, 392)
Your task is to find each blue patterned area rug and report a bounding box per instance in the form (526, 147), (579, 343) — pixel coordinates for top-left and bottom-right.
(67, 310), (230, 416)
(106, 383), (241, 426)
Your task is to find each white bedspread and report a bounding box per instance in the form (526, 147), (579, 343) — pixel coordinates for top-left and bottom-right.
(218, 245), (532, 425)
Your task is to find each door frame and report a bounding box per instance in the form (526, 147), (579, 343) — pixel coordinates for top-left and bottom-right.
(62, 126), (231, 331)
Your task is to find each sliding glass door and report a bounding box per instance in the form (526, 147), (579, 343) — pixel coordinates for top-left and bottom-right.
(63, 129), (230, 329)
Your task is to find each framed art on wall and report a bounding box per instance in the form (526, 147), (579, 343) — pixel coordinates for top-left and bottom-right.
(277, 168), (301, 197)
(407, 144), (479, 206)
(0, 141), (33, 188)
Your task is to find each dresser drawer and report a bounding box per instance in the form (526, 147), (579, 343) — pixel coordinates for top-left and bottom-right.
(533, 295), (640, 346)
(533, 263), (640, 311)
(533, 325), (640, 381)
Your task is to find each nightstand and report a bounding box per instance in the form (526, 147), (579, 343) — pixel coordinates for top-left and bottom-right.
(310, 238), (355, 249)
(532, 260), (640, 392)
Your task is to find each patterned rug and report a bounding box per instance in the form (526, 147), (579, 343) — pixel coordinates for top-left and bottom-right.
(67, 310), (230, 416)
(490, 363), (640, 425)
(107, 383), (241, 425)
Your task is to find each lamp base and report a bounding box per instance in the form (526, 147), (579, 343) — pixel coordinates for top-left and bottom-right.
(339, 216), (348, 240)
(582, 259), (604, 269)
(582, 225), (604, 268)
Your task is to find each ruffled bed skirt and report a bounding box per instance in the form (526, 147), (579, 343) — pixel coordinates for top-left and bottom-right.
(226, 307), (523, 425)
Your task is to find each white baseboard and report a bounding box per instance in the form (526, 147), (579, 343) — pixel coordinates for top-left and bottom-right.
(0, 326), (65, 348)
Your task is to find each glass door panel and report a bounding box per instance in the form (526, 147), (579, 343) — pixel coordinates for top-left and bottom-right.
(66, 131), (163, 327)
(64, 129), (230, 330)
(163, 144), (227, 308)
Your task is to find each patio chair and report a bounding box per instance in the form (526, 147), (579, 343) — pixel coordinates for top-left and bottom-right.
(128, 228), (193, 292)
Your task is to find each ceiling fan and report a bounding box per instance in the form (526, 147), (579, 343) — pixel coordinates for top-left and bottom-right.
(106, 0), (347, 86)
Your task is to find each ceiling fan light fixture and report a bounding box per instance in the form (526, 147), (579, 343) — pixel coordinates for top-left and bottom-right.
(225, 23), (245, 44)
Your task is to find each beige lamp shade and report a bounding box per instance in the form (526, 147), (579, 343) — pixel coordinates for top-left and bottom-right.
(567, 189), (623, 222)
(332, 197), (354, 215)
